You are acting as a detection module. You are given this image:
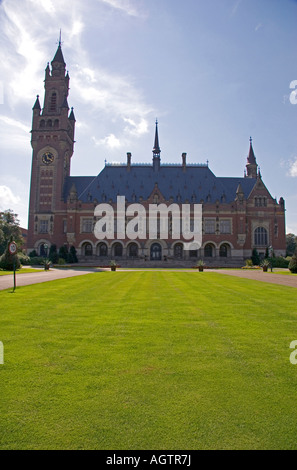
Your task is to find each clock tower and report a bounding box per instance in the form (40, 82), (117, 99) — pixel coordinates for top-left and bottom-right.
(27, 41), (75, 253)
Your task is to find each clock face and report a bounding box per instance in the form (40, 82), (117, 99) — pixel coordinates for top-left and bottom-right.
(42, 152), (54, 165)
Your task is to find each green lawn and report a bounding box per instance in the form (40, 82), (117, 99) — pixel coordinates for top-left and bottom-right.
(1, 271), (297, 450)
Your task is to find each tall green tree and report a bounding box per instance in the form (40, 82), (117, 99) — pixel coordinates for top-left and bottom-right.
(0, 210), (24, 256)
(286, 233), (297, 257)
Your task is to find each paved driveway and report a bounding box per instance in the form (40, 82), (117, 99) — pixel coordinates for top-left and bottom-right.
(211, 269), (297, 288)
(0, 267), (104, 291)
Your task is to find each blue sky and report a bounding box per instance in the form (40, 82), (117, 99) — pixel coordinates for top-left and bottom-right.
(0, 0), (296, 234)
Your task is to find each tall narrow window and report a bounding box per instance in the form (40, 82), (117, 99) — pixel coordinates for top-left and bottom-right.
(49, 92), (57, 112)
(254, 227), (268, 246)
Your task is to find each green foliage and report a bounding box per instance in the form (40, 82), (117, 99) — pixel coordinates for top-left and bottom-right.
(245, 259), (253, 267)
(29, 250), (38, 258)
(286, 233), (297, 257)
(17, 253), (30, 265)
(251, 248), (260, 266)
(69, 245), (78, 263)
(268, 256), (290, 268)
(289, 250), (297, 273)
(29, 256), (45, 266)
(58, 245), (68, 261)
(0, 210), (24, 256)
(49, 244), (59, 264)
(0, 240), (21, 270)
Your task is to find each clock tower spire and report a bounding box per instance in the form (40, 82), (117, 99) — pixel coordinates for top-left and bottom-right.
(28, 42), (75, 254)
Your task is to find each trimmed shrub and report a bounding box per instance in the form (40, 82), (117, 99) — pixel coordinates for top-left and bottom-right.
(59, 245), (68, 261)
(29, 256), (45, 266)
(289, 251), (297, 274)
(18, 253), (30, 265)
(268, 256), (290, 268)
(69, 245), (78, 263)
(0, 251), (21, 271)
(29, 250), (38, 258)
(49, 244), (59, 264)
(251, 248), (260, 266)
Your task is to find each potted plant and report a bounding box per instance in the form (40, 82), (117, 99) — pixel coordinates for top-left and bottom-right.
(110, 260), (117, 271)
(196, 260), (205, 272)
(43, 258), (51, 271)
(261, 258), (270, 272)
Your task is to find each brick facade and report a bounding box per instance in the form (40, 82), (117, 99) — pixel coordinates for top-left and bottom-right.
(27, 46), (286, 266)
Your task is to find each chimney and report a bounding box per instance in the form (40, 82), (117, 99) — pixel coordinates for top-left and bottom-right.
(182, 153), (187, 172)
(127, 152), (131, 171)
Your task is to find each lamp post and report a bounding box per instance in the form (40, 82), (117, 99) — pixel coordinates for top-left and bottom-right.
(44, 243), (48, 270)
(269, 245), (273, 272)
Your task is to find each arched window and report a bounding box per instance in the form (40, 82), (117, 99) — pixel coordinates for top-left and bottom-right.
(113, 243), (123, 257)
(150, 243), (162, 261)
(98, 243), (108, 257)
(84, 243), (93, 256)
(47, 119), (52, 128)
(204, 244), (214, 257)
(54, 119), (59, 128)
(39, 243), (48, 257)
(219, 243), (231, 258)
(174, 243), (183, 259)
(128, 243), (138, 258)
(40, 120), (45, 128)
(49, 92), (57, 112)
(254, 227), (268, 246)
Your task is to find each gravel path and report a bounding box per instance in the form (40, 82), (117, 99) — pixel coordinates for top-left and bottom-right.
(211, 269), (297, 288)
(0, 267), (104, 291)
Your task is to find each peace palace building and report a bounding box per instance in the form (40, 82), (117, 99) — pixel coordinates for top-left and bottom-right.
(27, 44), (286, 266)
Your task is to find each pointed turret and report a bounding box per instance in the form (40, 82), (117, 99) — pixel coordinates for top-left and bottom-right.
(69, 107), (76, 121)
(152, 120), (161, 171)
(245, 137), (258, 178)
(32, 95), (41, 111)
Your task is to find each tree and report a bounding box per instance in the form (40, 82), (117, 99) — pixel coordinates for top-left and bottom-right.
(286, 233), (297, 257)
(0, 210), (24, 256)
(289, 249), (297, 274)
(59, 245), (68, 261)
(0, 236), (21, 270)
(251, 248), (260, 266)
(49, 244), (59, 264)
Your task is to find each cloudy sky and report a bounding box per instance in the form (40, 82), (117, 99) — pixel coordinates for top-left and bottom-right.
(0, 0), (297, 234)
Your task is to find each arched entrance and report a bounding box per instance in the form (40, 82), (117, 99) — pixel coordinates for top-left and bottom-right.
(150, 243), (162, 261)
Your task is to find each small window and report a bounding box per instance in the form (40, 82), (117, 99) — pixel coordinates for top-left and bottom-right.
(39, 220), (48, 233)
(82, 219), (93, 233)
(220, 219), (231, 234)
(204, 219), (215, 234)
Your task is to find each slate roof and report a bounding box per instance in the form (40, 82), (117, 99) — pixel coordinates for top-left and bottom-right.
(64, 163), (257, 205)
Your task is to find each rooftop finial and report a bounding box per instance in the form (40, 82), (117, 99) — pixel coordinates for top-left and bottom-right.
(153, 119), (161, 156)
(59, 29), (62, 47)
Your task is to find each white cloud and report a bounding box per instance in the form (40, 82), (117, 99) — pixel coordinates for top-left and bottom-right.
(0, 185), (21, 208)
(93, 133), (121, 149)
(0, 115), (30, 134)
(231, 0), (242, 16)
(100, 0), (144, 17)
(289, 158), (297, 177)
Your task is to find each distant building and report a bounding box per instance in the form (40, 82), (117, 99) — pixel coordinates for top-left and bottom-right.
(27, 44), (286, 266)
